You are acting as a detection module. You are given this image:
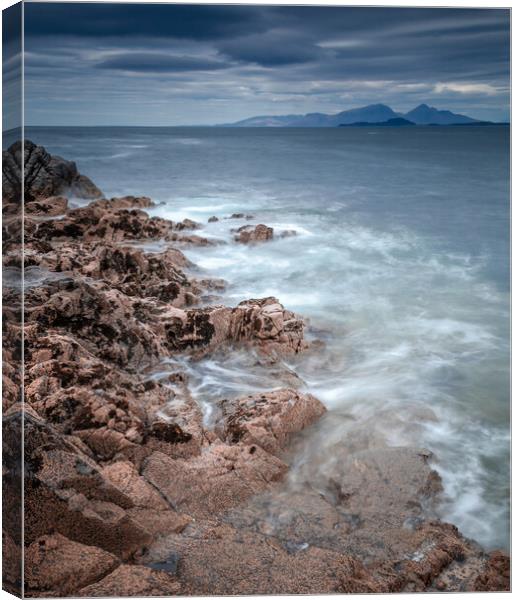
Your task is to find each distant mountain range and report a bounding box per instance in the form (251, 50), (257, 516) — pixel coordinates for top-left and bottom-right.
(222, 103), (500, 127)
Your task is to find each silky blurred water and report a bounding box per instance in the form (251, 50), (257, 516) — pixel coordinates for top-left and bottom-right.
(21, 125), (510, 550)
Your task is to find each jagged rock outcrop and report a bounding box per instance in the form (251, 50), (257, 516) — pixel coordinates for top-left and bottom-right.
(162, 297), (308, 357)
(27, 197), (211, 246)
(2, 140), (103, 203)
(8, 406), (152, 558)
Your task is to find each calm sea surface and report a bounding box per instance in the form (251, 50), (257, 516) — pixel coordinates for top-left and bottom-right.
(19, 125), (510, 549)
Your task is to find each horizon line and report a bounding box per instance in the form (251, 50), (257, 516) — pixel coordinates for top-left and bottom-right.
(6, 122), (510, 132)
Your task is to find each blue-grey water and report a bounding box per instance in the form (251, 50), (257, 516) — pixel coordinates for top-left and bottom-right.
(20, 125), (510, 550)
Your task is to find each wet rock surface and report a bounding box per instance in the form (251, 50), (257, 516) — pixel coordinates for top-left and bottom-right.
(234, 223), (274, 243)
(3, 141), (509, 595)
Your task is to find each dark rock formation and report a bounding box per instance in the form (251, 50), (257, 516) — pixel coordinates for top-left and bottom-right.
(2, 140), (103, 203)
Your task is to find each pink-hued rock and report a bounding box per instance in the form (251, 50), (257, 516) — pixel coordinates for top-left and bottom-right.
(234, 223), (273, 243)
(142, 444), (287, 518)
(102, 461), (192, 535)
(104, 195), (155, 209)
(26, 353), (203, 460)
(2, 532), (21, 596)
(77, 564), (181, 597)
(25, 195), (68, 217)
(219, 389), (326, 456)
(14, 407), (152, 559)
(25, 533), (120, 596)
(161, 296), (308, 357)
(142, 521), (377, 596)
(28, 197), (211, 246)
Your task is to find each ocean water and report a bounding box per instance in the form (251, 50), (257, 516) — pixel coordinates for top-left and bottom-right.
(21, 125), (510, 550)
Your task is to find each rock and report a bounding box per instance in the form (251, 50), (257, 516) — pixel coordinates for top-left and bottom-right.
(25, 354), (202, 460)
(161, 297), (308, 358)
(2, 531), (21, 596)
(102, 461), (192, 536)
(230, 297), (308, 356)
(106, 196), (154, 209)
(142, 443), (287, 518)
(280, 229), (297, 238)
(25, 533), (120, 596)
(229, 213), (252, 219)
(2, 140), (103, 202)
(208, 216), (219, 222)
(24, 278), (169, 369)
(10, 407), (152, 559)
(218, 389), (326, 456)
(142, 521), (378, 595)
(234, 223), (274, 244)
(334, 447), (442, 527)
(176, 218), (200, 230)
(77, 564), (181, 597)
(471, 550), (510, 591)
(28, 197), (212, 246)
(26, 241), (198, 307)
(25, 195), (68, 217)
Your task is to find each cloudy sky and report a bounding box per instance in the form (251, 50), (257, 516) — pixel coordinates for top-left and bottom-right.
(21, 3), (510, 126)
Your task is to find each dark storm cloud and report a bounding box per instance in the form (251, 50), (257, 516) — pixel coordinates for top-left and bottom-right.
(96, 52), (229, 73)
(24, 3), (269, 40)
(3, 2), (22, 130)
(22, 4), (510, 126)
(218, 30), (327, 66)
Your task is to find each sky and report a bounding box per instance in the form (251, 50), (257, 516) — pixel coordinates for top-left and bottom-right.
(14, 3), (512, 126)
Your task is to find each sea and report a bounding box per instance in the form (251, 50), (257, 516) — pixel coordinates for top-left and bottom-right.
(17, 125), (510, 550)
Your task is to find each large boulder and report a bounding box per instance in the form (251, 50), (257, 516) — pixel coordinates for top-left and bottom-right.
(2, 140), (103, 203)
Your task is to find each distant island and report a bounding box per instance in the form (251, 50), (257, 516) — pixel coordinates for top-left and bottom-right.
(221, 103), (507, 127)
(340, 117), (416, 127)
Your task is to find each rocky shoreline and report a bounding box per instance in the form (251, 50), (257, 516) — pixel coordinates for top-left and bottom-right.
(2, 140), (510, 596)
